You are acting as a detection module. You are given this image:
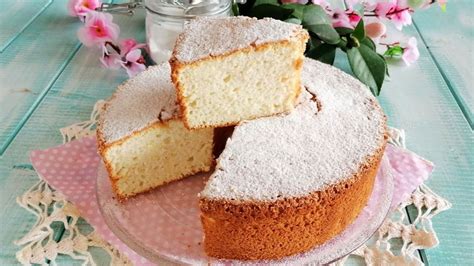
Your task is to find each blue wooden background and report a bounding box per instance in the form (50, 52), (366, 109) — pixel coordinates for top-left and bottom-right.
(0, 0), (472, 264)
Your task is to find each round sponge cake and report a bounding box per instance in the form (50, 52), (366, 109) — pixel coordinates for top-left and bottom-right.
(199, 58), (388, 260)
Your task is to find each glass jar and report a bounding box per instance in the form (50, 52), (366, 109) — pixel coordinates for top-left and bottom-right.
(98, 0), (234, 63)
(145, 0), (232, 63)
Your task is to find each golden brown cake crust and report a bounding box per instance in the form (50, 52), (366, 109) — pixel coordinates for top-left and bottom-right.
(199, 140), (387, 260)
(169, 34), (308, 130)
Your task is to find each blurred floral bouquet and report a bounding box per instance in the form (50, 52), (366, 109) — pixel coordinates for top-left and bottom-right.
(237, 0), (446, 95)
(68, 0), (446, 95)
(68, 0), (147, 77)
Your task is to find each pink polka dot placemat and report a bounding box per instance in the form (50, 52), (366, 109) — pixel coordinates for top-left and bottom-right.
(29, 136), (434, 265)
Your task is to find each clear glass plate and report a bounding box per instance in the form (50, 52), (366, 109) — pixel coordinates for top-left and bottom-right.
(97, 156), (393, 265)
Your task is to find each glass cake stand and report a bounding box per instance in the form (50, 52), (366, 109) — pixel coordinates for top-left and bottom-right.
(96, 157), (394, 265)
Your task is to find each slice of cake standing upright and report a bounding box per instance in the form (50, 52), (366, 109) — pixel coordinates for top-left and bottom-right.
(170, 16), (309, 129)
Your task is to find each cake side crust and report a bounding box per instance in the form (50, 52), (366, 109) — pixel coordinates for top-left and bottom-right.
(199, 143), (386, 260)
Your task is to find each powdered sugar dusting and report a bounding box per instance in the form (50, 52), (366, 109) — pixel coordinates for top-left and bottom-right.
(99, 63), (179, 144)
(201, 58), (386, 201)
(173, 16), (307, 63)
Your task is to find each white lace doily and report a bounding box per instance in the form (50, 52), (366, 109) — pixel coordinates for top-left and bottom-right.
(15, 101), (451, 265)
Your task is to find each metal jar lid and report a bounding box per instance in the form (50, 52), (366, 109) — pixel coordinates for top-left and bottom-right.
(97, 0), (244, 18)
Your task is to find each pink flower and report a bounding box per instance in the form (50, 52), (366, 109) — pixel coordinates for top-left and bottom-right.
(374, 1), (396, 17)
(119, 39), (146, 75)
(390, 7), (412, 30)
(121, 49), (146, 77)
(331, 9), (360, 29)
(331, 10), (352, 28)
(402, 37), (419, 65)
(100, 52), (121, 69)
(120, 38), (146, 56)
(375, 0), (412, 30)
(77, 11), (120, 47)
(347, 12), (362, 25)
(99, 44), (121, 69)
(67, 0), (101, 17)
(99, 39), (147, 75)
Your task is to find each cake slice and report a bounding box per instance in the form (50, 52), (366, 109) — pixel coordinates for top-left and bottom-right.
(169, 16), (309, 129)
(199, 58), (388, 260)
(97, 63), (214, 199)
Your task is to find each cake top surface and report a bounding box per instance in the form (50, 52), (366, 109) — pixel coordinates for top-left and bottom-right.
(200, 58), (387, 201)
(98, 63), (179, 144)
(172, 16), (307, 63)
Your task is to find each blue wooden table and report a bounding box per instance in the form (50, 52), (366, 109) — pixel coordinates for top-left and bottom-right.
(0, 0), (472, 265)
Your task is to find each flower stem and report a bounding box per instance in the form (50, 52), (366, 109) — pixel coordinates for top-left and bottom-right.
(364, 7), (411, 17)
(105, 41), (121, 54)
(380, 42), (400, 46)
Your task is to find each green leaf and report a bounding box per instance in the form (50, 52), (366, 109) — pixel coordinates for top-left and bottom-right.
(300, 5), (340, 44)
(307, 43), (337, 65)
(253, 0), (279, 6)
(237, 0), (256, 16)
(285, 17), (302, 25)
(281, 4), (305, 20)
(352, 19), (365, 41)
(337, 38), (348, 52)
(347, 35), (360, 48)
(347, 45), (386, 95)
(335, 27), (354, 36)
(408, 0), (425, 9)
(360, 37), (376, 51)
(307, 36), (322, 51)
(232, 3), (239, 16)
(306, 24), (340, 45)
(302, 5), (331, 26)
(248, 4), (293, 20)
(383, 45), (404, 57)
(378, 53), (390, 77)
